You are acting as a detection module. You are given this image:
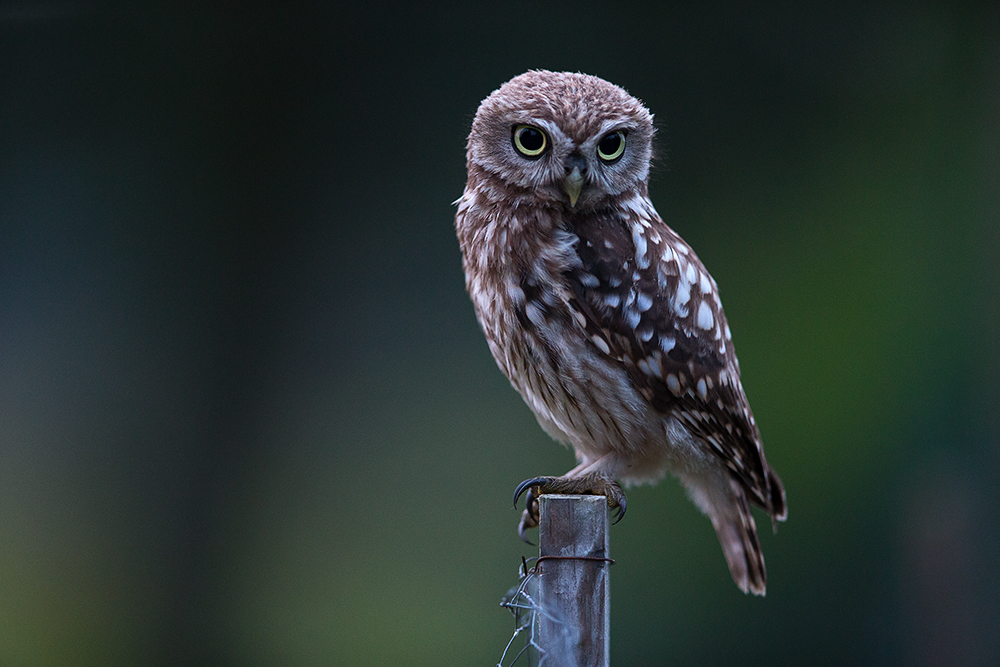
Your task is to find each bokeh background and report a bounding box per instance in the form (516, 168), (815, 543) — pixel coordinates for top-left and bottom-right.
(1, 1), (998, 665)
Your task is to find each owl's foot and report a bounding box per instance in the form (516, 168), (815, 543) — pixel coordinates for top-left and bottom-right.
(513, 473), (627, 542)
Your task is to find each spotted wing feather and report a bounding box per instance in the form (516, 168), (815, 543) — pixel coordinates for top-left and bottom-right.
(566, 208), (785, 518)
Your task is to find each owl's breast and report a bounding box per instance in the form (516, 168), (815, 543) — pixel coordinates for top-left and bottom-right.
(458, 203), (659, 465)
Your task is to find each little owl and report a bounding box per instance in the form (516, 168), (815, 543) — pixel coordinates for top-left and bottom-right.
(454, 70), (787, 595)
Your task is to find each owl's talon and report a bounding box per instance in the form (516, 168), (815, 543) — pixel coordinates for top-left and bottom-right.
(612, 493), (627, 524)
(517, 508), (538, 545)
(512, 473), (627, 535)
(513, 476), (555, 508)
(516, 482), (543, 544)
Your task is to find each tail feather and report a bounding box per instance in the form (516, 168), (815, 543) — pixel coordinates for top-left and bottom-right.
(767, 467), (788, 522)
(711, 483), (767, 595)
(681, 468), (782, 596)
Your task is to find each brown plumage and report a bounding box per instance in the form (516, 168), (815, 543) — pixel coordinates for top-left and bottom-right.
(454, 70), (786, 595)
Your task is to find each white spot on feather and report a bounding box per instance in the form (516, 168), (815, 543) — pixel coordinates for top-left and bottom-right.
(638, 357), (659, 377)
(660, 336), (675, 353)
(666, 374), (681, 395)
(699, 271), (713, 295)
(697, 378), (708, 400)
(674, 277), (691, 308)
(697, 302), (714, 330)
(632, 226), (650, 269)
(685, 262), (698, 284)
(592, 335), (611, 355)
(623, 195), (647, 218)
(636, 292), (653, 312)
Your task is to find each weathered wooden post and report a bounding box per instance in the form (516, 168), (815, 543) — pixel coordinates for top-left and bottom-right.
(537, 494), (611, 667)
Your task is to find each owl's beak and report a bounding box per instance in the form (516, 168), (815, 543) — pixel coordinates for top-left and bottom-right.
(563, 167), (584, 208)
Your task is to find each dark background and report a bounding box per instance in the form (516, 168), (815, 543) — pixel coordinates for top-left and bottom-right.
(1, 2), (998, 665)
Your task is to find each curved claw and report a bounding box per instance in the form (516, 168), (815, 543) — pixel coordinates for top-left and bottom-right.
(513, 476), (553, 508)
(612, 493), (627, 524)
(517, 512), (537, 546)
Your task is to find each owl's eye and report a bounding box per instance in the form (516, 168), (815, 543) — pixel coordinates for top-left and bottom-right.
(512, 125), (548, 158)
(597, 130), (627, 162)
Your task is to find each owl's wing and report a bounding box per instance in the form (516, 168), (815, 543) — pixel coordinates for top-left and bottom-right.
(566, 210), (784, 517)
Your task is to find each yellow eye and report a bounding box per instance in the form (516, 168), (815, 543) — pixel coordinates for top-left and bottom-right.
(512, 125), (548, 157)
(597, 130), (626, 162)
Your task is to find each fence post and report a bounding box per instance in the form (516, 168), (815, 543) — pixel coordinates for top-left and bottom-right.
(537, 494), (611, 667)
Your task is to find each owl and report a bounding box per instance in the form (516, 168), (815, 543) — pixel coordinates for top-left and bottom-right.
(454, 70), (786, 595)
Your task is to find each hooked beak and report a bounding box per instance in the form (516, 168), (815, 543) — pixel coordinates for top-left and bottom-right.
(563, 167), (584, 208)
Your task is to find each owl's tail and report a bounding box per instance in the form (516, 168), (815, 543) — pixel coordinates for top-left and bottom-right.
(682, 471), (770, 595)
(709, 480), (767, 596)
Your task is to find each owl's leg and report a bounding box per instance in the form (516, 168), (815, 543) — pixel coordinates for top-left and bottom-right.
(513, 462), (627, 542)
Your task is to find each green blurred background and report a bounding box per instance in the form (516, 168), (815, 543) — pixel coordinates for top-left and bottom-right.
(1, 2), (997, 665)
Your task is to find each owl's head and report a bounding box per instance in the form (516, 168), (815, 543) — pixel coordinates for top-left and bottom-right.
(467, 70), (654, 210)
